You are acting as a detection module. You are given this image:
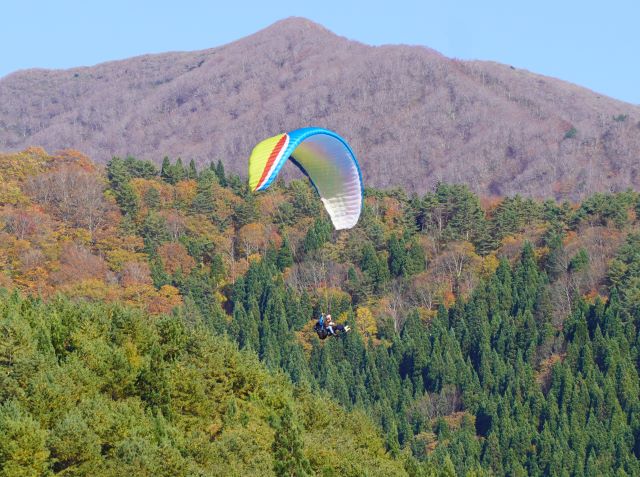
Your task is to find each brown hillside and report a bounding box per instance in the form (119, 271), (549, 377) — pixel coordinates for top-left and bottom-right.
(1, 17), (639, 199)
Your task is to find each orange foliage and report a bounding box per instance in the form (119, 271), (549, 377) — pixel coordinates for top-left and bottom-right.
(536, 353), (566, 389)
(238, 222), (268, 256)
(130, 178), (173, 208)
(211, 183), (240, 223)
(258, 191), (286, 218)
(51, 243), (107, 285)
(583, 289), (606, 304)
(443, 290), (456, 307)
(562, 231), (578, 247)
(479, 195), (502, 214)
(157, 242), (195, 275)
(382, 197), (403, 225)
(0, 272), (13, 290)
(147, 285), (183, 314)
(51, 149), (96, 172)
(174, 180), (197, 205)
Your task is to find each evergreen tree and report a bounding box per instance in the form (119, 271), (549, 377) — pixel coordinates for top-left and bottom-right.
(143, 186), (161, 210)
(272, 406), (311, 477)
(302, 218), (332, 253)
(192, 170), (216, 215)
(174, 158), (186, 182)
(389, 234), (406, 277)
(215, 159), (227, 186)
(188, 159), (198, 180)
(277, 237), (294, 270)
(160, 156), (171, 181)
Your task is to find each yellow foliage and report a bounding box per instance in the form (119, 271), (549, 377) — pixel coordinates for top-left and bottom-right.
(0, 182), (29, 206)
(238, 222), (268, 256)
(121, 283), (159, 307)
(211, 182), (241, 222)
(68, 227), (92, 245)
(296, 320), (319, 355)
(480, 253), (500, 278)
(356, 307), (378, 338)
(13, 239), (31, 254)
(106, 248), (147, 272)
(174, 179), (197, 205)
(123, 340), (143, 369)
(0, 148), (49, 182)
(96, 234), (145, 254)
(59, 278), (121, 302)
(131, 177), (168, 198)
(248, 253), (262, 263)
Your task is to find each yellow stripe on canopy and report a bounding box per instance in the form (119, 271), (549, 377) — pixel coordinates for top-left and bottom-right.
(248, 133), (287, 191)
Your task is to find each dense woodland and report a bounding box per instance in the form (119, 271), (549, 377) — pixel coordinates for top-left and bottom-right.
(2, 147), (640, 475)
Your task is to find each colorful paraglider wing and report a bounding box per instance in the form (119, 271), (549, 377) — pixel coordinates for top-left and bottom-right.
(248, 127), (363, 230)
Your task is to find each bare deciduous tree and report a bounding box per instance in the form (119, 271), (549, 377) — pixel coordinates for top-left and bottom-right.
(26, 166), (109, 237)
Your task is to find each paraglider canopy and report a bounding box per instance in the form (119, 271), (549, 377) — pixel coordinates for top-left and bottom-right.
(248, 127), (363, 230)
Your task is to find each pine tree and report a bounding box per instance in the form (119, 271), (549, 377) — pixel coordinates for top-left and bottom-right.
(192, 170), (215, 215)
(215, 159), (227, 186)
(116, 182), (140, 218)
(0, 401), (50, 476)
(277, 237), (294, 270)
(143, 186), (161, 210)
(404, 240), (426, 276)
(272, 406), (311, 477)
(188, 159), (198, 179)
(174, 158), (186, 182)
(160, 156), (171, 181)
(388, 235), (406, 277)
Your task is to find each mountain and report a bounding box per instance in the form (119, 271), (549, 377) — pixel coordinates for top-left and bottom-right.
(1, 17), (639, 199)
(3, 149), (640, 475)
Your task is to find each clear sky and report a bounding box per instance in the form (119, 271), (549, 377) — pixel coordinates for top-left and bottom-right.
(2, 0), (638, 104)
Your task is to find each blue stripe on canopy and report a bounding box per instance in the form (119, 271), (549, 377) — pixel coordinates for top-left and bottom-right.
(251, 127), (363, 230)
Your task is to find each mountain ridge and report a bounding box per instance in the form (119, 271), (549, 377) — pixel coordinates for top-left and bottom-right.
(1, 17), (639, 199)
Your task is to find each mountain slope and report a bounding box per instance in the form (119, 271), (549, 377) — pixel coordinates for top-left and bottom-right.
(1, 17), (639, 199)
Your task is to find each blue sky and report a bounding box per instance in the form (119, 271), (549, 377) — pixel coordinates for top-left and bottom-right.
(2, 0), (638, 104)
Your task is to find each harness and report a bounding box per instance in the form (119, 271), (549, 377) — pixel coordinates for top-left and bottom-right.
(314, 314), (329, 340)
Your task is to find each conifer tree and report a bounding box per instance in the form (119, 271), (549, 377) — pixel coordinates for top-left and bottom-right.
(215, 159), (227, 186)
(192, 170), (216, 215)
(272, 406), (311, 477)
(188, 159), (198, 179)
(277, 237), (294, 271)
(389, 234), (406, 277)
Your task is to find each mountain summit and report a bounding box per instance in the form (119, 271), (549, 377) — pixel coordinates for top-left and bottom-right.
(1, 17), (639, 198)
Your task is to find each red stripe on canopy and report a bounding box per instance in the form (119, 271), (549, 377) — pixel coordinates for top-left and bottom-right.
(256, 134), (288, 190)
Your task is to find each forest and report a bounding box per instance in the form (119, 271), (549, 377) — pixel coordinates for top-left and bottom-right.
(2, 147), (640, 476)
